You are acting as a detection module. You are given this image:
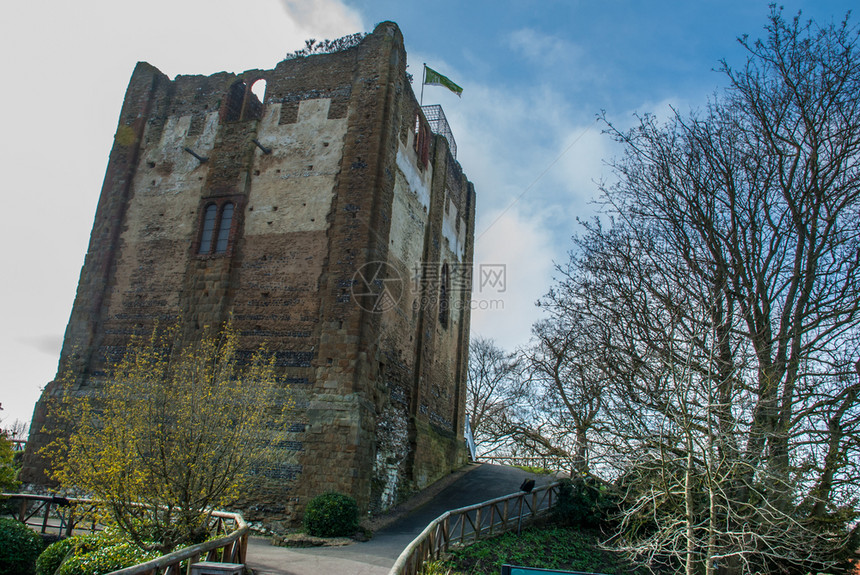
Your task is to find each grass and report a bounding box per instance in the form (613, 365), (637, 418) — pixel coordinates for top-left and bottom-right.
(512, 465), (556, 475)
(435, 525), (647, 575)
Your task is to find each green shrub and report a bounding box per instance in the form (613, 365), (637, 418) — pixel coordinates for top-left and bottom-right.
(0, 436), (19, 493)
(55, 538), (159, 575)
(0, 497), (20, 517)
(420, 560), (463, 574)
(303, 492), (360, 537)
(0, 518), (44, 575)
(36, 531), (159, 575)
(443, 526), (644, 575)
(66, 531), (121, 556)
(552, 476), (616, 528)
(36, 537), (76, 575)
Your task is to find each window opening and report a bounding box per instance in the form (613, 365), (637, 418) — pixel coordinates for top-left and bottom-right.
(198, 204), (218, 254)
(247, 79), (266, 120)
(224, 81), (246, 122)
(414, 113), (431, 169)
(439, 263), (450, 328)
(215, 203), (234, 253)
(251, 78), (266, 102)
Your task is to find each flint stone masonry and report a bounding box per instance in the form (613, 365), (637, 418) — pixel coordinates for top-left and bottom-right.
(22, 21), (475, 525)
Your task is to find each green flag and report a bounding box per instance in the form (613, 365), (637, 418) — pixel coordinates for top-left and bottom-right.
(424, 65), (463, 97)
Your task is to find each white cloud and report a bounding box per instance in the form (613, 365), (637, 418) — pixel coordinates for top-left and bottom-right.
(279, 0), (364, 39)
(448, 83), (601, 209)
(508, 28), (583, 66)
(470, 208), (555, 352)
(405, 62), (614, 351)
(547, 126), (616, 213)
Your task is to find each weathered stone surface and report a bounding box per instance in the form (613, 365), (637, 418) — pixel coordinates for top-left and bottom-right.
(22, 21), (475, 526)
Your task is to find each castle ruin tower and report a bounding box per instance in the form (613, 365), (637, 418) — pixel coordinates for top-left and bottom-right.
(22, 22), (476, 523)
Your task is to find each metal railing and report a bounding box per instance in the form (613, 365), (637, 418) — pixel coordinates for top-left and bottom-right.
(2, 493), (248, 575)
(463, 415), (477, 461)
(388, 481), (561, 575)
(421, 105), (456, 159)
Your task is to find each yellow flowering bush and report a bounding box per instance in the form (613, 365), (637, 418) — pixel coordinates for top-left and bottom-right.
(47, 323), (295, 552)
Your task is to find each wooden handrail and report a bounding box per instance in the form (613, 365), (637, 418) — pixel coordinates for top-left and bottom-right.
(388, 481), (561, 575)
(107, 511), (248, 575)
(3, 493), (101, 537)
(2, 494), (248, 574)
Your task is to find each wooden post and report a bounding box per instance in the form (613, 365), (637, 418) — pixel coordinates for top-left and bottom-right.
(41, 501), (51, 534)
(516, 494), (524, 535)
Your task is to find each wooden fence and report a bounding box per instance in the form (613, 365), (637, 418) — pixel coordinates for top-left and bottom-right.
(3, 493), (100, 537)
(107, 512), (247, 575)
(2, 493), (248, 575)
(388, 481), (561, 575)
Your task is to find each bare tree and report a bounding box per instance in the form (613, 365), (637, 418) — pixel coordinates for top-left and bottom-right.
(525, 317), (607, 476)
(466, 336), (526, 456)
(2, 419), (28, 445)
(542, 8), (860, 574)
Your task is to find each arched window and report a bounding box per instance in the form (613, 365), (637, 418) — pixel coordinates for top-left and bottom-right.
(214, 203), (234, 253)
(223, 79), (267, 123)
(198, 204), (218, 254)
(247, 79), (267, 120)
(439, 263), (450, 328)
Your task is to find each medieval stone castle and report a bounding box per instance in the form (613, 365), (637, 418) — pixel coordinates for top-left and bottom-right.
(22, 21), (475, 523)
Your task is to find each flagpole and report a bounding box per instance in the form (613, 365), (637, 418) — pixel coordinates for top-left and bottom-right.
(420, 63), (426, 106)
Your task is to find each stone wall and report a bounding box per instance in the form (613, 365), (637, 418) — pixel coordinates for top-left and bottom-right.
(23, 21), (475, 526)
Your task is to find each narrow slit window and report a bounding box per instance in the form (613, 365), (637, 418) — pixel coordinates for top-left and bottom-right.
(215, 203), (234, 253)
(439, 263), (450, 328)
(198, 204), (218, 254)
(414, 112), (430, 169)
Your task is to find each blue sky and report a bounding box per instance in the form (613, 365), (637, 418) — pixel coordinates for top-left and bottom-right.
(0, 0), (855, 425)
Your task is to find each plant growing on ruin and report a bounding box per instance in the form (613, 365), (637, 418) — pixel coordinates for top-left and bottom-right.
(46, 323), (296, 553)
(284, 33), (367, 60)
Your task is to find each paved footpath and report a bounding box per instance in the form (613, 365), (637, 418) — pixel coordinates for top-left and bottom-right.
(246, 463), (554, 575)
